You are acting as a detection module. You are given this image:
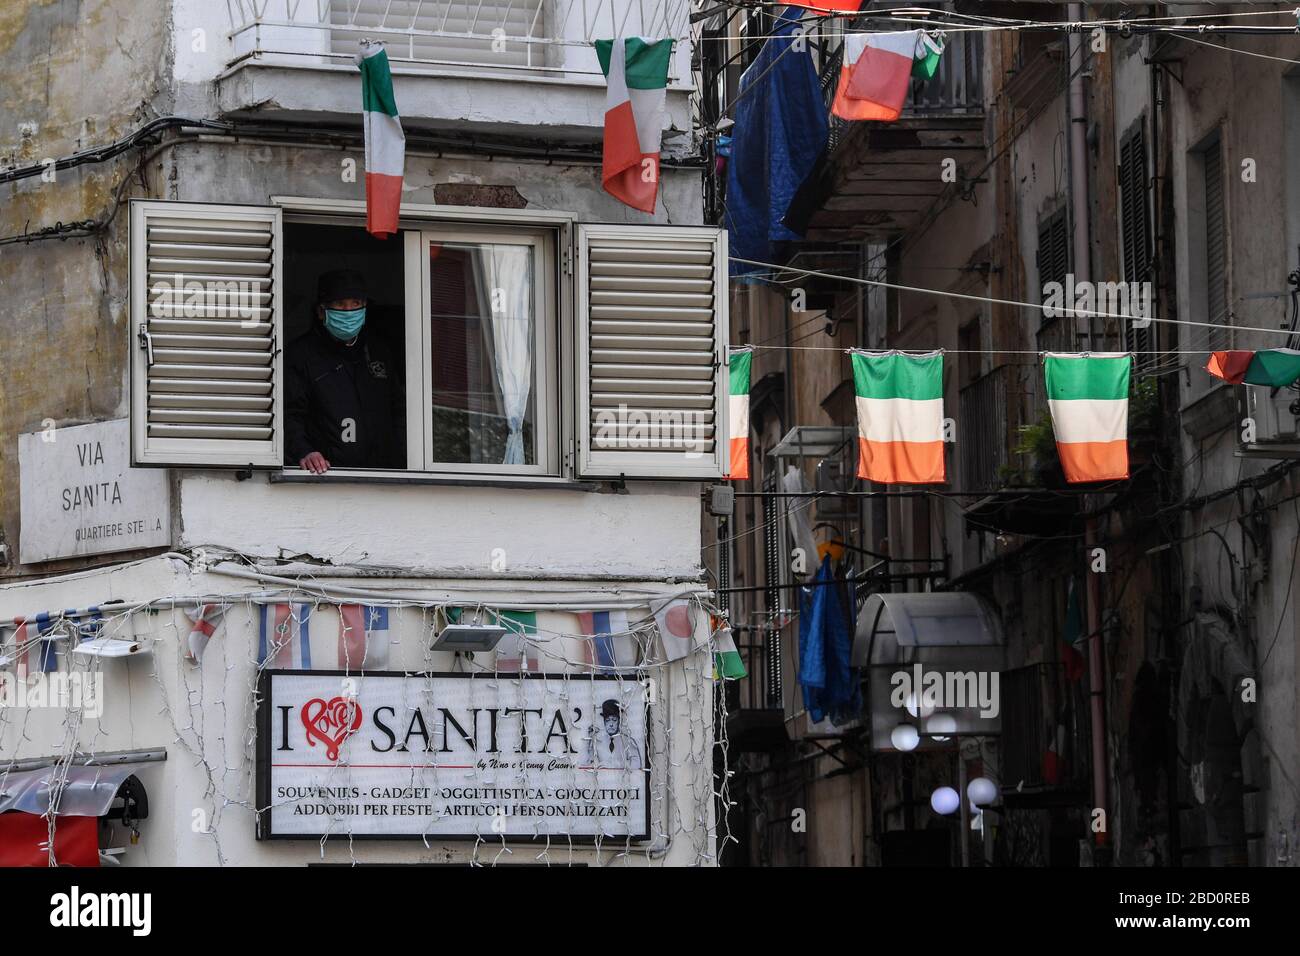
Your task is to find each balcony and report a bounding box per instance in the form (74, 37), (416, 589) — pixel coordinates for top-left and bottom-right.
(958, 365), (1012, 493)
(210, 0), (693, 145)
(1000, 663), (1091, 803)
(785, 25), (985, 242)
(724, 624), (789, 752)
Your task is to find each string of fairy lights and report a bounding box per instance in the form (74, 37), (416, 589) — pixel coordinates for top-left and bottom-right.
(0, 552), (739, 866)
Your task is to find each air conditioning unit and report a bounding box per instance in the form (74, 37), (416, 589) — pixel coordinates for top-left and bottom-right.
(1239, 384), (1300, 458)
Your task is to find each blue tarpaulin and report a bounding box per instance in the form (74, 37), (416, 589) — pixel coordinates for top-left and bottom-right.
(799, 555), (860, 724)
(725, 9), (829, 281)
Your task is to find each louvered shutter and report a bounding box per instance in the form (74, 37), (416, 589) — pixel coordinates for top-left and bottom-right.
(1119, 127), (1153, 359)
(575, 224), (728, 478)
(131, 201), (283, 466)
(1204, 141), (1228, 352)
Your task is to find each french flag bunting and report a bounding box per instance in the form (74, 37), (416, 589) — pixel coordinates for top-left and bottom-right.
(8, 615), (57, 677)
(78, 606), (106, 642)
(258, 603), (313, 669)
(185, 603), (227, 665)
(337, 604), (390, 670)
(579, 610), (641, 669)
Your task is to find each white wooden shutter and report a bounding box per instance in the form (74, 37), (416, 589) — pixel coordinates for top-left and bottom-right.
(576, 224), (728, 479)
(131, 201), (283, 467)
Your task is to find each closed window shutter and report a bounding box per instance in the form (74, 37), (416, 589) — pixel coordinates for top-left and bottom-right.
(131, 201), (283, 467)
(1119, 126), (1153, 359)
(575, 224), (728, 478)
(1204, 141), (1228, 352)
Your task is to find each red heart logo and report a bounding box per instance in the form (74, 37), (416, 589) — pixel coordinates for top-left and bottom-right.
(301, 696), (363, 762)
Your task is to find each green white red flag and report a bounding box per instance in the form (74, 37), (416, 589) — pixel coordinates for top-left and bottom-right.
(832, 31), (935, 121)
(1206, 349), (1300, 387)
(1043, 353), (1131, 483)
(356, 41), (404, 238)
(727, 347), (753, 481)
(594, 38), (673, 213)
(851, 350), (946, 484)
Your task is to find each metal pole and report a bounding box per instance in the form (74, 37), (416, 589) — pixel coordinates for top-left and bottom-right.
(1085, 516), (1109, 861)
(1067, 3), (1093, 349)
(957, 735), (970, 868)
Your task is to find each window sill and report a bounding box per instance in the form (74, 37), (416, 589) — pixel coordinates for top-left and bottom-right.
(270, 469), (599, 492)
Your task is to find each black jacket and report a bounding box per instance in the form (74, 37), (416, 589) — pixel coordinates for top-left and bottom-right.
(285, 324), (405, 468)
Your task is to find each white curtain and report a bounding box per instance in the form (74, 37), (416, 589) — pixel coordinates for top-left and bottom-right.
(471, 244), (534, 465)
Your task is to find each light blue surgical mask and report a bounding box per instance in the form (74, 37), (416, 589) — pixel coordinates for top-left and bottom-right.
(324, 306), (366, 341)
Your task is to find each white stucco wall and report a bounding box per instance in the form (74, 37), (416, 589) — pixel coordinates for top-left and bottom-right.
(0, 558), (719, 866)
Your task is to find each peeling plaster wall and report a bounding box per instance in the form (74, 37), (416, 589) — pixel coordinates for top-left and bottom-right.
(1167, 30), (1300, 867)
(0, 0), (174, 577)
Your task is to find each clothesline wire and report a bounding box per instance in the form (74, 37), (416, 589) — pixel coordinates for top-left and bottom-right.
(736, 344), (1245, 357)
(728, 255), (1300, 340)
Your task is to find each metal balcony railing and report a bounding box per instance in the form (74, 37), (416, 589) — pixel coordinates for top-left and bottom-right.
(224, 0), (690, 79)
(815, 6), (984, 152)
(724, 625), (784, 714)
(1000, 663), (1091, 793)
(959, 365), (1011, 493)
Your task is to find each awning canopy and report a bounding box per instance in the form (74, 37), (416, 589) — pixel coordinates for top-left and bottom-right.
(853, 592), (1004, 668)
(0, 763), (145, 817)
(852, 592), (1006, 752)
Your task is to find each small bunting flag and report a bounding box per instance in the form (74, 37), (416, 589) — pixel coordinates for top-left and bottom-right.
(1206, 348), (1300, 388)
(728, 347), (753, 480)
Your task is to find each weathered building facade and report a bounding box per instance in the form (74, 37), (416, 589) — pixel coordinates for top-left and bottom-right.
(0, 0), (729, 865)
(712, 1), (1300, 868)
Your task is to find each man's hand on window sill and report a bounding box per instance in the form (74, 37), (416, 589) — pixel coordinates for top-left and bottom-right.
(298, 452), (331, 474)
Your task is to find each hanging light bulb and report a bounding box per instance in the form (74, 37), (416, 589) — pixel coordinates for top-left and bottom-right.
(905, 691), (936, 719)
(890, 723), (920, 752)
(925, 713), (956, 741)
(967, 776), (999, 807)
(930, 786), (960, 815)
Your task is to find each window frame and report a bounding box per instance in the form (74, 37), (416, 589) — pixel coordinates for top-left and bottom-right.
(409, 224), (557, 476)
(274, 196), (574, 481)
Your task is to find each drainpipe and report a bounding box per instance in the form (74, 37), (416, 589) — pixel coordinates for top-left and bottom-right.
(1085, 517), (1109, 863)
(1068, 2), (1109, 863)
(1067, 3), (1093, 348)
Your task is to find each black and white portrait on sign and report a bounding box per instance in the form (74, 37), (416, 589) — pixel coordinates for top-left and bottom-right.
(585, 698), (643, 770)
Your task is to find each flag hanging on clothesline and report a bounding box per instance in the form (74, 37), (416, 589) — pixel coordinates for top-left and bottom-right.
(712, 622), (746, 681)
(594, 38), (673, 213)
(258, 603), (313, 669)
(832, 30), (944, 122)
(851, 349), (946, 484)
(337, 604), (390, 670)
(495, 609), (540, 671)
(1044, 352), (1132, 483)
(185, 603), (226, 665)
(579, 610), (642, 669)
(356, 40), (405, 238)
(782, 0), (864, 13)
(1206, 348), (1300, 387)
(2, 616), (57, 678)
(653, 599), (696, 662)
(727, 347), (753, 481)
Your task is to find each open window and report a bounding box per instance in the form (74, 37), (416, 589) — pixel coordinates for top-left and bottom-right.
(131, 201), (729, 481)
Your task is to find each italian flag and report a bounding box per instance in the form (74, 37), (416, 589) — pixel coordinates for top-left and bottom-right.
(783, 0), (864, 12)
(851, 350), (946, 484)
(356, 41), (404, 238)
(595, 38), (673, 214)
(913, 32), (946, 79)
(712, 622), (747, 681)
(727, 347), (753, 481)
(1206, 349), (1300, 387)
(832, 31), (925, 122)
(1044, 353), (1131, 483)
